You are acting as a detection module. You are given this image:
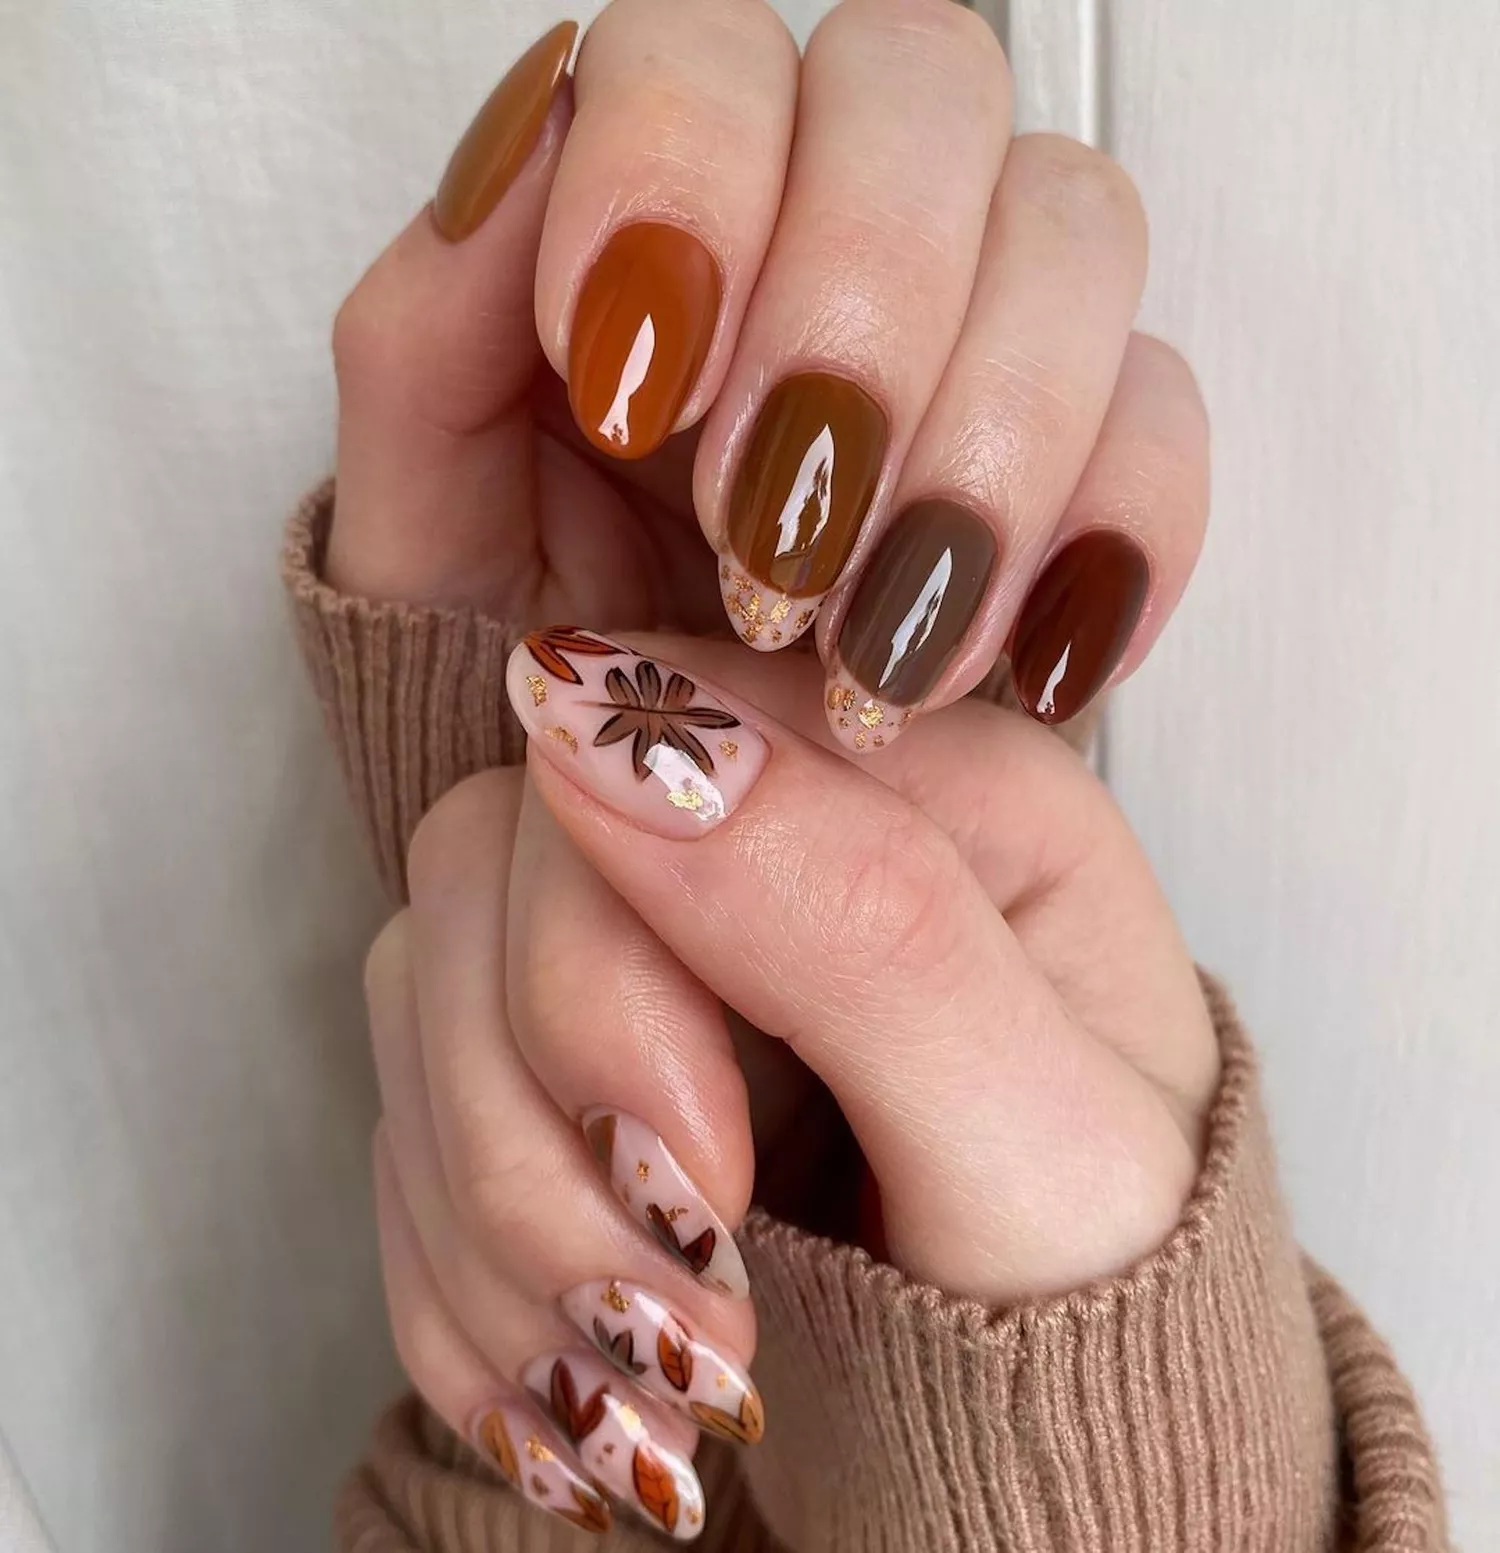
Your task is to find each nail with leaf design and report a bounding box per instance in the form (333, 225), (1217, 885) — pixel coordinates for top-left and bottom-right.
(582, 1109), (749, 1299)
(504, 629), (769, 839)
(560, 1278), (765, 1445)
(470, 1400), (614, 1536)
(521, 1349), (707, 1541)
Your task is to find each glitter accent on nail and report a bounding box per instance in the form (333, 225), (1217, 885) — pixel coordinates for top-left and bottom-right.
(636, 1160), (650, 1183)
(605, 1281), (630, 1313)
(857, 702), (884, 728)
(546, 725), (578, 754)
(526, 1437), (554, 1462)
(719, 740), (739, 761)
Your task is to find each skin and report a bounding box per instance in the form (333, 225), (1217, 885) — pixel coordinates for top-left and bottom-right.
(329, 0), (1215, 1494)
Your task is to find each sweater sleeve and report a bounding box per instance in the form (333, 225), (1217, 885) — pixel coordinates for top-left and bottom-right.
(285, 484), (1447, 1553)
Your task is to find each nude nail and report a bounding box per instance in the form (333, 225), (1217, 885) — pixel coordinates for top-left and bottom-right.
(471, 1399), (613, 1535)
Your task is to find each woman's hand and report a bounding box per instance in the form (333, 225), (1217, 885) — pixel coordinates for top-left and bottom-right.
(329, 0), (1207, 747)
(362, 634), (1219, 1539)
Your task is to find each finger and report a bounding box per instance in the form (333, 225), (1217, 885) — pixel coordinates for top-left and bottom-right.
(1008, 332), (1211, 722)
(695, 0), (1013, 648)
(371, 1127), (617, 1538)
(507, 774), (754, 1298)
(534, 0), (799, 461)
(329, 23), (591, 609)
(816, 134), (1150, 749)
(504, 633), (1197, 1300)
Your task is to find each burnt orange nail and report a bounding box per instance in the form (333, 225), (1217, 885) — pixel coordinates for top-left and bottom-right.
(432, 21), (577, 242)
(568, 223), (722, 460)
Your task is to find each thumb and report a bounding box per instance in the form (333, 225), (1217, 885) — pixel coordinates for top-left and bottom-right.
(503, 628), (1196, 1304)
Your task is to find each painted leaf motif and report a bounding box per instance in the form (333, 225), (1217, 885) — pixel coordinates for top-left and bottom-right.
(583, 1112), (617, 1170)
(632, 1441), (681, 1533)
(524, 627), (623, 685)
(590, 660), (741, 781)
(689, 1387), (765, 1445)
(480, 1410), (520, 1484)
(647, 1202), (718, 1277)
(558, 1482), (613, 1534)
(549, 1359), (608, 1441)
(656, 1323), (694, 1392)
(593, 1316), (648, 1375)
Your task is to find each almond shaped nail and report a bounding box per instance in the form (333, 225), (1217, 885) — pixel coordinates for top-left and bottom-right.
(825, 499), (997, 753)
(569, 223), (722, 461)
(562, 1279), (765, 1446)
(472, 1400), (613, 1535)
(504, 628), (769, 838)
(433, 21), (577, 241)
(523, 1351), (705, 1540)
(583, 1109), (749, 1298)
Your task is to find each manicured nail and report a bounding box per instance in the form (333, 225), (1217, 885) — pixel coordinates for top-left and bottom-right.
(569, 223), (722, 461)
(826, 499), (998, 753)
(1011, 530), (1150, 724)
(432, 22), (577, 241)
(719, 373), (888, 651)
(583, 1109), (749, 1299)
(523, 1350), (707, 1540)
(505, 629), (769, 838)
(561, 1279), (765, 1446)
(472, 1400), (613, 1535)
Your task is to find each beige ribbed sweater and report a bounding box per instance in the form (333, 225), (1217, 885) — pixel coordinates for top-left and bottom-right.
(284, 485), (1447, 1552)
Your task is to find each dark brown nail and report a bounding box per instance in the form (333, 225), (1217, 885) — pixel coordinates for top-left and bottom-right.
(432, 22), (577, 242)
(725, 373), (887, 601)
(1011, 530), (1149, 724)
(837, 500), (997, 707)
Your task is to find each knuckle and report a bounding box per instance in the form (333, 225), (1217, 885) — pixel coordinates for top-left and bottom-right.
(446, 1115), (540, 1253)
(330, 265), (405, 393)
(1011, 134), (1147, 251)
(406, 771), (519, 905)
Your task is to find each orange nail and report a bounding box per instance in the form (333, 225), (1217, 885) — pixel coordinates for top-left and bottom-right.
(433, 21), (577, 242)
(568, 223), (722, 460)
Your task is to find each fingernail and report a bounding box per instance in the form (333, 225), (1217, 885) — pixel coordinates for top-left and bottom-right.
(561, 1279), (765, 1446)
(505, 629), (768, 838)
(569, 223), (722, 461)
(1011, 530), (1150, 724)
(583, 1109), (749, 1299)
(472, 1400), (613, 1535)
(432, 21), (577, 241)
(523, 1350), (707, 1540)
(826, 499), (997, 753)
(719, 373), (887, 651)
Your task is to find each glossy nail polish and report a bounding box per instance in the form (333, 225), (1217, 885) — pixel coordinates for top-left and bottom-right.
(583, 1110), (749, 1298)
(719, 373), (888, 651)
(523, 1350), (707, 1540)
(432, 21), (577, 241)
(1010, 530), (1150, 724)
(826, 499), (997, 753)
(561, 1278), (765, 1445)
(504, 629), (769, 838)
(569, 223), (722, 460)
(472, 1400), (613, 1535)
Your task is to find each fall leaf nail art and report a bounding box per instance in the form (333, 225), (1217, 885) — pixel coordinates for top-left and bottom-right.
(560, 1279), (765, 1446)
(522, 1350), (707, 1541)
(505, 631), (769, 839)
(472, 1401), (613, 1536)
(581, 1107), (750, 1299)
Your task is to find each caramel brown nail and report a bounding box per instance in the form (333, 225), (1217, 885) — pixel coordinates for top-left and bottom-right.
(432, 21), (577, 242)
(826, 500), (996, 752)
(569, 223), (721, 460)
(719, 374), (887, 651)
(1010, 530), (1149, 724)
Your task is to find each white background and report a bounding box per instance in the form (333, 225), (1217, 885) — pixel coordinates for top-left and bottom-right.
(0, 1), (1493, 1548)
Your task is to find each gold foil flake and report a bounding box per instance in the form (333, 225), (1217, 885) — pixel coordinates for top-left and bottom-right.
(525, 1437), (554, 1463)
(616, 1403), (641, 1433)
(663, 1205), (688, 1223)
(857, 703), (885, 729)
(526, 675), (548, 706)
(719, 739), (739, 761)
(837, 716), (850, 729)
(636, 1160), (650, 1183)
(731, 573), (755, 593)
(719, 563), (731, 581)
(873, 735), (885, 747)
(768, 597), (792, 625)
(688, 1509), (703, 1526)
(545, 725), (578, 754)
(796, 609), (815, 631)
(827, 685), (856, 713)
(604, 1281), (630, 1313)
(667, 785), (705, 811)
(901, 709), (915, 725)
(716, 1372), (730, 1390)
(771, 630), (783, 644)
(854, 732), (868, 751)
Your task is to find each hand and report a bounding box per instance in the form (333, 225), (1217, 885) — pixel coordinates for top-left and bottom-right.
(329, 0), (1207, 747)
(362, 633), (1219, 1539)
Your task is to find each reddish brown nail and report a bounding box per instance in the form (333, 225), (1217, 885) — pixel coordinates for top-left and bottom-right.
(569, 223), (722, 461)
(432, 22), (577, 242)
(1010, 530), (1149, 724)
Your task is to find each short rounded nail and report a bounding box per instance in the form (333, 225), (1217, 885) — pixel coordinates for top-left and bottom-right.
(583, 1109), (749, 1298)
(826, 499), (997, 752)
(569, 223), (722, 460)
(719, 373), (887, 650)
(561, 1279), (765, 1446)
(523, 1351), (707, 1540)
(472, 1400), (613, 1535)
(432, 21), (577, 241)
(504, 629), (769, 837)
(1010, 530), (1150, 724)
